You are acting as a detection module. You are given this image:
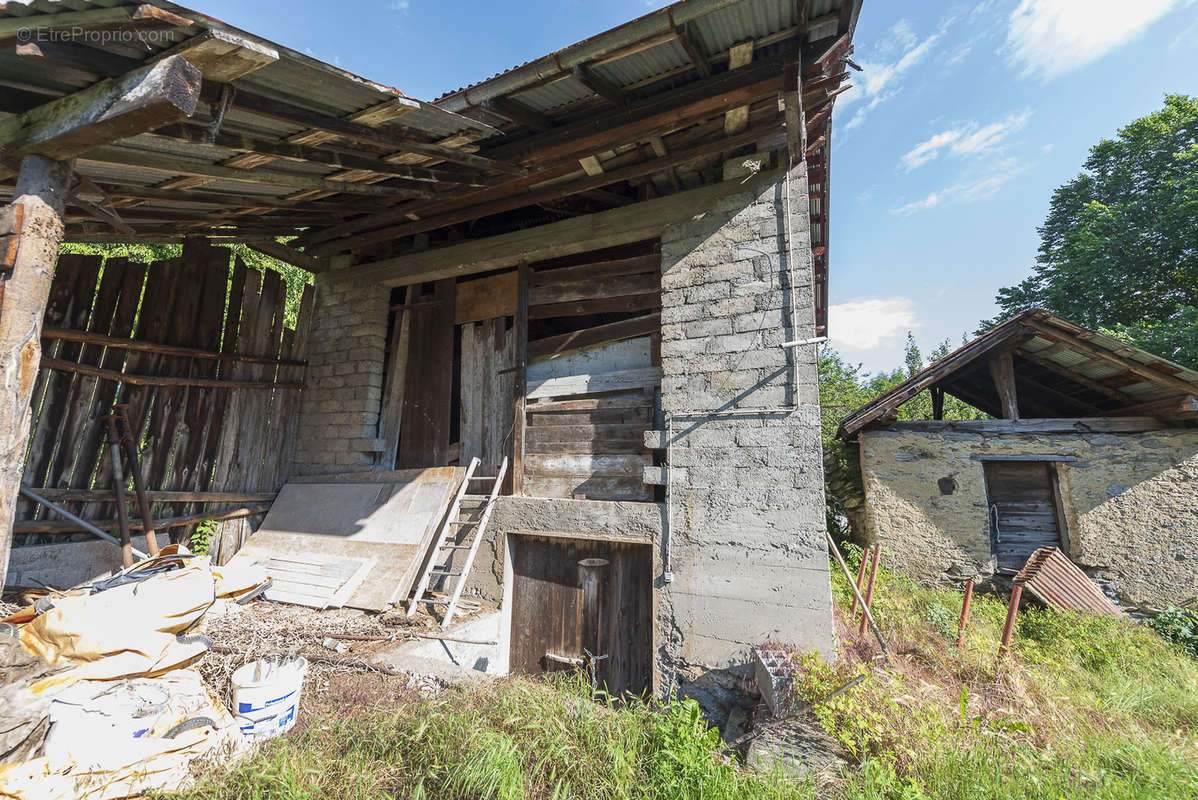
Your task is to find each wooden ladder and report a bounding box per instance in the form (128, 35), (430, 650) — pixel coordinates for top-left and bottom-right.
(407, 456), (509, 629)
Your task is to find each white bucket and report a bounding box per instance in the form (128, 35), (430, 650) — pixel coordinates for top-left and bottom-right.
(230, 657), (308, 741)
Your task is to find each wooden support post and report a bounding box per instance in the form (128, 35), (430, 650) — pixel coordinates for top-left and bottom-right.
(115, 403), (158, 557)
(849, 545), (869, 615)
(956, 579), (974, 649)
(511, 261), (529, 495)
(999, 584), (1023, 659)
(378, 285), (410, 469)
(858, 543), (881, 636)
(989, 348), (1019, 420)
(103, 416), (134, 568)
(931, 386), (944, 420)
(0, 154), (71, 585)
(783, 50), (807, 168)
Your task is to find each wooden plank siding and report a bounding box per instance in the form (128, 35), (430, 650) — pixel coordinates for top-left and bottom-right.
(14, 240), (313, 564)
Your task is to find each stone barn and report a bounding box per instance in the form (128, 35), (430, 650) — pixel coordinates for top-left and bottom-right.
(836, 309), (1198, 609)
(0, 0), (864, 722)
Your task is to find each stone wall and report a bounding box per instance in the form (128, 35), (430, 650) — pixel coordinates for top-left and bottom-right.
(858, 425), (1198, 607)
(292, 256), (390, 475)
(655, 163), (835, 723)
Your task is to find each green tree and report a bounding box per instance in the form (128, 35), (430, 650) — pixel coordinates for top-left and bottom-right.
(986, 94), (1198, 367)
(903, 332), (922, 377)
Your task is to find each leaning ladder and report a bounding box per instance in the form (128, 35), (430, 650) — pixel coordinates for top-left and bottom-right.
(408, 456), (509, 629)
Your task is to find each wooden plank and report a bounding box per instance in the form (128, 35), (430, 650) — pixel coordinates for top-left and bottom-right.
(378, 286), (410, 469)
(531, 292), (659, 320)
(398, 279), (455, 467)
(883, 417), (1167, 434)
(526, 367), (662, 399)
(13, 504), (270, 534)
(455, 271), (518, 324)
(530, 254), (659, 286)
(529, 273), (659, 307)
(527, 408), (653, 427)
(353, 168), (785, 286)
(0, 5), (189, 38)
(525, 394), (652, 414)
(529, 337), (651, 384)
(526, 423), (648, 443)
(153, 30), (278, 82)
(28, 489), (276, 503)
(526, 438), (645, 455)
(459, 316), (517, 476)
(524, 453), (650, 477)
(0, 55), (200, 164)
(512, 262), (530, 494)
(529, 314), (659, 359)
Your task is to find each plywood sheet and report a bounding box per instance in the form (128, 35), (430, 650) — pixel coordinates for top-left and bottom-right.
(229, 467), (465, 611)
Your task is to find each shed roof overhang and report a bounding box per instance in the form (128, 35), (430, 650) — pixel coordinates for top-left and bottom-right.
(0, 0), (862, 334)
(837, 309), (1198, 439)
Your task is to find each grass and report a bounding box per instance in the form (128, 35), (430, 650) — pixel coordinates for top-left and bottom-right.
(166, 549), (1198, 800)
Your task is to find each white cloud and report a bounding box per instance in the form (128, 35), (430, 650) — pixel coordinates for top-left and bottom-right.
(899, 111), (1031, 171)
(1005, 0), (1182, 79)
(890, 163), (1023, 216)
(829, 298), (921, 351)
(388, 0), (410, 11)
(838, 23), (943, 131)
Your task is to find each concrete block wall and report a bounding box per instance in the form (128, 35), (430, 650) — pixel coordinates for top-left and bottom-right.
(292, 256), (390, 475)
(656, 165), (836, 723)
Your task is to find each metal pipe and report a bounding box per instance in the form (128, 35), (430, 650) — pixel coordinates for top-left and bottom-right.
(781, 336), (828, 349)
(999, 584), (1023, 659)
(956, 579), (974, 649)
(18, 487), (148, 559)
(436, 0), (745, 112)
(115, 404), (159, 557)
(857, 543), (880, 637)
(103, 416), (133, 568)
(578, 557), (609, 683)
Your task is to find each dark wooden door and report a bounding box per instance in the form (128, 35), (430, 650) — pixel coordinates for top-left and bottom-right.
(509, 535), (652, 697)
(983, 461), (1063, 571)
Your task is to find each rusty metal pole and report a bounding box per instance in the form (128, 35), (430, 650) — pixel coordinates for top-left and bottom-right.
(849, 545), (869, 616)
(858, 543), (881, 637)
(999, 584), (1023, 659)
(114, 403), (158, 556)
(956, 579), (974, 649)
(826, 531), (891, 661)
(578, 557), (609, 692)
(103, 416), (133, 568)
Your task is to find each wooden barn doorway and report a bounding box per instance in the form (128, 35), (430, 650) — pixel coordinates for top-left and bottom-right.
(507, 534), (652, 697)
(983, 461), (1066, 571)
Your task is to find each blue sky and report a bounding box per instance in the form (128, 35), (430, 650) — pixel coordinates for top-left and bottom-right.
(186, 0), (1198, 373)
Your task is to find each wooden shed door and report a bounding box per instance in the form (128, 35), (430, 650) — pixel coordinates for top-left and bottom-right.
(983, 461), (1063, 571)
(509, 535), (652, 697)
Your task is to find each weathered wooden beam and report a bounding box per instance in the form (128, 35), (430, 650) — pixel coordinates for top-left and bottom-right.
(571, 65), (625, 106)
(724, 41), (755, 135)
(0, 4), (190, 40)
(988, 348), (1020, 420)
(529, 313), (660, 359)
(12, 504), (271, 535)
(783, 52), (806, 166)
(243, 238), (320, 272)
(1014, 372), (1103, 415)
(26, 489), (278, 504)
(483, 97), (553, 132)
(16, 40), (141, 79)
(1108, 393), (1198, 420)
(40, 358), (303, 389)
(0, 55), (201, 165)
(79, 147), (432, 198)
(1022, 318), (1198, 396)
(674, 26), (711, 78)
(1015, 347), (1137, 404)
(0, 155), (72, 585)
(198, 82), (526, 176)
(313, 121), (779, 256)
(354, 168), (783, 287)
(803, 33), (851, 77)
(40, 326), (305, 365)
(153, 29), (278, 82)
(881, 418), (1168, 435)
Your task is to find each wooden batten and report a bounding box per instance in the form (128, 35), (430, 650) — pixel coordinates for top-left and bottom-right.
(456, 271), (518, 324)
(154, 30), (279, 82)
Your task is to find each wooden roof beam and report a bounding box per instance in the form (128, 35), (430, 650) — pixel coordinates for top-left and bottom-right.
(153, 30), (278, 82)
(674, 26), (711, 78)
(1022, 318), (1198, 396)
(571, 65), (626, 106)
(1015, 348), (1138, 405)
(724, 41), (755, 135)
(482, 97), (554, 132)
(0, 54), (201, 168)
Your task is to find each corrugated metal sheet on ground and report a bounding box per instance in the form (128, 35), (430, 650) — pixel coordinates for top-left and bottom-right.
(1014, 547), (1124, 617)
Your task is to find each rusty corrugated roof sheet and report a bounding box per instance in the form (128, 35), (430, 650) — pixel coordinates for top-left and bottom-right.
(1015, 547), (1124, 617)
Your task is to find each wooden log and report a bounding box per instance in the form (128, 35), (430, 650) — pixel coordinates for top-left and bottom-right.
(40, 326), (307, 366)
(0, 154), (71, 587)
(12, 504), (271, 535)
(38, 357), (304, 389)
(989, 348), (1019, 420)
(0, 55), (201, 165)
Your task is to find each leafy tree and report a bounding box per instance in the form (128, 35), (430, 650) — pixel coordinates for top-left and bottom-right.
(903, 332), (922, 377)
(986, 94), (1198, 367)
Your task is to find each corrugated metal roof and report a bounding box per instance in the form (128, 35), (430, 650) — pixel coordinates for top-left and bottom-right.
(1015, 547), (1124, 616)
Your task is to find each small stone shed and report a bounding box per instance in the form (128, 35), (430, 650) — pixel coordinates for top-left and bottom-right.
(837, 310), (1198, 609)
(0, 0), (865, 723)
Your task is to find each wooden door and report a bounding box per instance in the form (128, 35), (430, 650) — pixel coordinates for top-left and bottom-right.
(983, 461), (1064, 571)
(509, 535), (652, 697)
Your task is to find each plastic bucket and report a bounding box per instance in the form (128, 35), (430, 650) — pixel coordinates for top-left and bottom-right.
(230, 656), (307, 741)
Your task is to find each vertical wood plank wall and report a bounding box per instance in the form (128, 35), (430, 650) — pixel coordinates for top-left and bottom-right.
(16, 240), (312, 562)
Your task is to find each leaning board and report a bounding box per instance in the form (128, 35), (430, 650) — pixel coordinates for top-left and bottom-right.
(229, 467), (465, 610)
